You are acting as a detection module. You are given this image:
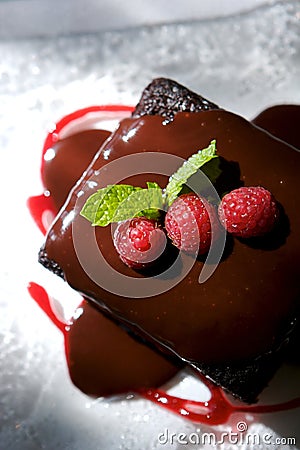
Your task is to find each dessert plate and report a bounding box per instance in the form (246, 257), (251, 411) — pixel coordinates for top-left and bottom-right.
(1, 1), (300, 449)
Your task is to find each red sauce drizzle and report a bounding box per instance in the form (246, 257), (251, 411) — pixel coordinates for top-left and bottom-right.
(140, 388), (300, 425)
(27, 193), (56, 235)
(28, 281), (66, 333)
(27, 104), (300, 425)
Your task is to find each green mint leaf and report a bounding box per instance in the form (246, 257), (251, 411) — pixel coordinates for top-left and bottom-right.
(80, 184), (142, 226)
(80, 183), (164, 226)
(113, 184), (163, 222)
(201, 156), (222, 185)
(146, 181), (161, 190)
(165, 140), (218, 205)
(140, 209), (161, 220)
(142, 182), (163, 219)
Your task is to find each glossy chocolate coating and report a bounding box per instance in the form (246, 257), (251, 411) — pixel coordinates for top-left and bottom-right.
(42, 129), (110, 210)
(43, 110), (300, 371)
(253, 105), (300, 150)
(66, 300), (180, 397)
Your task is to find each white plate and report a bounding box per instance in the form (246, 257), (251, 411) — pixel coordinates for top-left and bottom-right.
(1, 1), (300, 449)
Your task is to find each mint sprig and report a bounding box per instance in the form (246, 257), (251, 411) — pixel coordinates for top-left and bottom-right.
(165, 140), (217, 205)
(80, 140), (218, 226)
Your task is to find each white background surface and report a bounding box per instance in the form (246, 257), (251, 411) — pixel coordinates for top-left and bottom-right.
(1, 1), (300, 449)
(1, 0), (275, 37)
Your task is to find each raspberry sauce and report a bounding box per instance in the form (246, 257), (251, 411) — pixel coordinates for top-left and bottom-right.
(28, 104), (300, 424)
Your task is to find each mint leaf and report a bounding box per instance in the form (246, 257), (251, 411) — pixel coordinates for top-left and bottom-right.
(140, 182), (163, 219)
(112, 184), (163, 222)
(80, 183), (163, 226)
(146, 181), (161, 190)
(165, 140), (218, 205)
(201, 156), (222, 186)
(80, 184), (142, 226)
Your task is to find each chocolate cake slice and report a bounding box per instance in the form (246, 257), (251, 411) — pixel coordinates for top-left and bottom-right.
(39, 78), (300, 403)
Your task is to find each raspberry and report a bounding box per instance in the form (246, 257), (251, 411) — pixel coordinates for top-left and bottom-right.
(165, 193), (218, 254)
(113, 217), (166, 269)
(218, 186), (279, 238)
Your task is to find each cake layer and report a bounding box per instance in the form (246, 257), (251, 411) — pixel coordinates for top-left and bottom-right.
(132, 77), (218, 121)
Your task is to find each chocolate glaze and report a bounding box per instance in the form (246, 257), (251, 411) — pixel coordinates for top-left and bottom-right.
(42, 108), (300, 402)
(253, 105), (300, 150)
(29, 101), (300, 409)
(66, 299), (180, 397)
(42, 129), (110, 210)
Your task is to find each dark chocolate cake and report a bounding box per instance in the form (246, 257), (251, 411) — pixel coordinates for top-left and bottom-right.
(132, 77), (218, 121)
(39, 78), (300, 403)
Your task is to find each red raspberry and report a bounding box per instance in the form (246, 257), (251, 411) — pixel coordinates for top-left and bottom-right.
(165, 193), (218, 254)
(218, 186), (279, 238)
(113, 217), (166, 269)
